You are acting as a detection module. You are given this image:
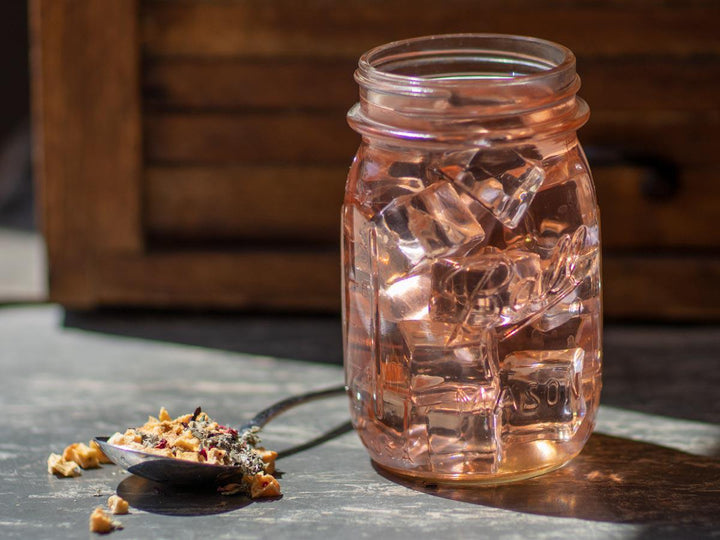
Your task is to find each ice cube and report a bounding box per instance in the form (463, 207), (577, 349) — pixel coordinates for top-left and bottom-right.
(436, 146), (545, 228)
(498, 317), (584, 359)
(374, 324), (411, 434)
(354, 149), (430, 212)
(425, 404), (502, 474)
(342, 205), (372, 282)
(525, 177), (585, 247)
(379, 269), (432, 322)
(430, 254), (512, 328)
(405, 328), (498, 387)
(532, 289), (584, 332)
(402, 421), (431, 467)
(430, 249), (543, 330)
(374, 182), (485, 283)
(377, 387), (408, 434)
(541, 225), (591, 296)
(500, 348), (586, 442)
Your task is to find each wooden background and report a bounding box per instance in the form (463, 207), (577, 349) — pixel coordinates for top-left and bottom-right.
(31, 0), (720, 319)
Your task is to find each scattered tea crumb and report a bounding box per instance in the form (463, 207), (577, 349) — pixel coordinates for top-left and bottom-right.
(47, 453), (81, 478)
(89, 507), (122, 534)
(107, 495), (129, 515)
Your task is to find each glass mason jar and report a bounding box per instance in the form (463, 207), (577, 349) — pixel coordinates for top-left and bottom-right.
(342, 34), (601, 484)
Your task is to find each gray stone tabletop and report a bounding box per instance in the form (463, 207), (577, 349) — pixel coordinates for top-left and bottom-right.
(1, 305), (719, 540)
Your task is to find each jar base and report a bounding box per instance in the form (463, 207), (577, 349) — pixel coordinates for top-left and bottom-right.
(372, 453), (578, 487)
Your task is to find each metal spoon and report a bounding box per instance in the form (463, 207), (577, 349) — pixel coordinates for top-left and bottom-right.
(94, 385), (347, 485)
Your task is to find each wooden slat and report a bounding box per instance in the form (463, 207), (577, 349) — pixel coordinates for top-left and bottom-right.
(144, 110), (720, 166)
(143, 57), (720, 113)
(144, 112), (359, 165)
(603, 256), (720, 320)
(143, 58), (357, 110)
(145, 165), (346, 241)
(31, 0), (143, 306)
(85, 249), (720, 320)
(95, 251), (341, 311)
(595, 166), (720, 249)
(141, 1), (720, 58)
(144, 164), (720, 249)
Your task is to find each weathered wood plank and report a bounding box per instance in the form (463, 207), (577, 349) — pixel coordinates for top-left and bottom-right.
(95, 251), (341, 311)
(30, 0), (143, 305)
(603, 256), (720, 320)
(594, 166), (720, 249)
(143, 165), (720, 249)
(145, 165), (346, 242)
(144, 111), (720, 166)
(143, 56), (720, 113)
(144, 112), (359, 165)
(141, 1), (720, 58)
(85, 249), (720, 320)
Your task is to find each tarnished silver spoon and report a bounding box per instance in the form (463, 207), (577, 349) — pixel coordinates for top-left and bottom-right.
(94, 385), (346, 485)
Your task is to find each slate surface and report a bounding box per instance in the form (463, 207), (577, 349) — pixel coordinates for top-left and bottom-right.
(1, 305), (719, 540)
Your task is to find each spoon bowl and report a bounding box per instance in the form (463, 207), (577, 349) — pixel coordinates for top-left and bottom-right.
(94, 385), (346, 485)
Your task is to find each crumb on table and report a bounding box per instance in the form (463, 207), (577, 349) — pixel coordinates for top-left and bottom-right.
(89, 507), (122, 534)
(63, 442), (101, 469)
(47, 453), (81, 478)
(107, 495), (129, 515)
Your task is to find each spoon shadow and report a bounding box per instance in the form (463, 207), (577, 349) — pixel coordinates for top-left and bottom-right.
(116, 475), (257, 516)
(373, 433), (720, 527)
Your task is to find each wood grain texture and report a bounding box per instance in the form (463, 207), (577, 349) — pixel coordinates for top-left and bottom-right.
(141, 1), (720, 58)
(144, 112), (359, 165)
(144, 57), (720, 113)
(53, 248), (719, 320)
(143, 165), (720, 250)
(30, 0), (143, 305)
(95, 251), (341, 310)
(144, 111), (720, 166)
(603, 256), (720, 320)
(595, 166), (720, 249)
(145, 165), (346, 241)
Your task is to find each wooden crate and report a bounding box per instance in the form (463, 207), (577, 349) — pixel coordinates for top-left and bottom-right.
(31, 0), (720, 319)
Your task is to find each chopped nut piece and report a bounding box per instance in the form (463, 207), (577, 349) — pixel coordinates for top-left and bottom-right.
(63, 442), (101, 469)
(89, 440), (113, 464)
(249, 473), (281, 499)
(89, 507), (122, 534)
(47, 453), (81, 477)
(257, 448), (278, 474)
(107, 495), (129, 515)
(171, 433), (201, 452)
(158, 407), (171, 422)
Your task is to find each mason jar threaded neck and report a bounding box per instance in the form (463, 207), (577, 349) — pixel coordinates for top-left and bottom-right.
(348, 34), (589, 145)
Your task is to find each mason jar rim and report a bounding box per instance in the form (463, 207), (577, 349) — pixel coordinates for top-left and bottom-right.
(355, 33), (577, 95)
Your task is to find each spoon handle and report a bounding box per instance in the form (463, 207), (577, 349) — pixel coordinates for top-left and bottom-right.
(241, 385), (347, 431)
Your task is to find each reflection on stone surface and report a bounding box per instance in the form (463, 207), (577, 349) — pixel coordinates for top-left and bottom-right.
(373, 433), (720, 527)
